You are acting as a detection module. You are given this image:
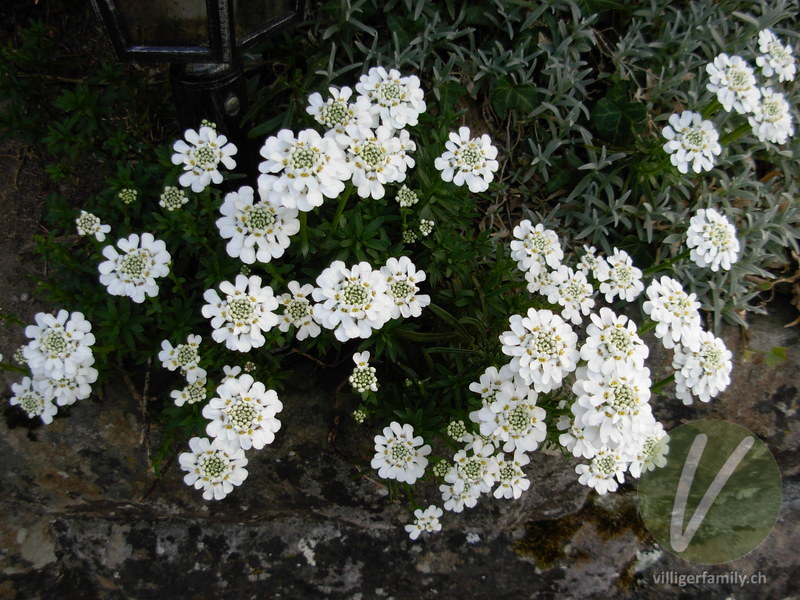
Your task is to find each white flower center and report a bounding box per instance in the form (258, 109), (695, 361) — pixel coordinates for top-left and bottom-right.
(193, 145), (217, 168)
(286, 297), (310, 322)
(461, 457), (484, 482)
(526, 232), (550, 253)
(614, 265), (634, 285)
(175, 344), (199, 367)
(378, 82), (402, 103)
(611, 383), (637, 412)
(707, 222), (734, 249)
(701, 342), (725, 371)
(42, 329), (68, 354)
(499, 463), (517, 482)
(20, 392), (44, 415)
(594, 455), (617, 477)
(245, 204), (276, 233)
(531, 329), (559, 360)
(359, 142), (385, 168)
(320, 101), (349, 127)
(508, 405), (531, 433)
(459, 145), (482, 167)
(761, 98), (782, 121)
(390, 280), (415, 300)
(229, 399), (257, 431)
(768, 41), (790, 62)
(199, 453), (228, 479)
(343, 282), (369, 307)
(289, 144), (320, 170)
(119, 249), (149, 280)
(390, 443), (410, 463)
(683, 127), (705, 149)
(228, 297), (254, 321)
(726, 67), (752, 91)
(608, 328), (633, 353)
(564, 281), (585, 301)
(76, 213), (99, 232)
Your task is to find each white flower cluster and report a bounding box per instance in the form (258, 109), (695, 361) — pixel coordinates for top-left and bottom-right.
(434, 126), (499, 193)
(663, 31), (795, 172)
(349, 351), (378, 394)
(98, 233), (172, 303)
(171, 125), (238, 193)
(9, 310), (98, 424)
(75, 210), (111, 242)
(179, 372), (283, 500)
(158, 333), (209, 407)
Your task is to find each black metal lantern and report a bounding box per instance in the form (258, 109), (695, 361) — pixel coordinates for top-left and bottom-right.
(90, 0), (305, 173)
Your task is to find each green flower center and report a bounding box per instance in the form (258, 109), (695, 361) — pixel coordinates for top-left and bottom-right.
(461, 457), (483, 482)
(119, 250), (149, 279)
(390, 280), (415, 300)
(608, 328), (632, 353)
(343, 282), (369, 307)
(390, 443), (410, 463)
(321, 101), (349, 127)
(702, 342), (725, 370)
(531, 329), (558, 359)
(614, 265), (633, 284)
(77, 214), (99, 232)
(286, 298), (310, 322)
(360, 142), (385, 168)
(508, 405), (530, 433)
(762, 98), (782, 120)
(42, 329), (68, 354)
(595, 455), (617, 476)
(187, 383), (206, 403)
(200, 454), (227, 479)
(246, 204), (276, 232)
(683, 127), (705, 148)
(229, 399), (257, 430)
(611, 383), (637, 411)
(460, 145), (482, 166)
(708, 222), (733, 249)
(499, 463), (517, 482)
(228, 297), (254, 321)
(564, 281), (585, 301)
(175, 344), (199, 367)
(378, 82), (402, 103)
(193, 145), (217, 167)
(727, 67), (751, 90)
(289, 145), (319, 170)
(20, 392), (44, 416)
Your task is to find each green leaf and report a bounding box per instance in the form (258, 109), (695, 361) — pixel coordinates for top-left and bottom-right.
(765, 346), (788, 368)
(489, 75), (539, 120)
(590, 83), (647, 146)
(438, 81), (467, 115)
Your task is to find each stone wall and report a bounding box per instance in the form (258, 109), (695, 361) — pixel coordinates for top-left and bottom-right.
(1, 300), (798, 599)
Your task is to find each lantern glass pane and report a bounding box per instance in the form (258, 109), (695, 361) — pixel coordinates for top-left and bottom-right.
(232, 0), (293, 41)
(119, 0), (211, 47)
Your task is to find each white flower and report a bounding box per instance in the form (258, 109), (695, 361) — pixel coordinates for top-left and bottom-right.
(523, 262), (555, 295)
(580, 307), (649, 376)
(509, 220), (563, 272)
(380, 256), (430, 319)
(626, 418), (669, 479)
(571, 367), (653, 447)
(446, 419), (471, 442)
(476, 385), (547, 453)
(203, 374), (283, 451)
(468, 364), (526, 406)
(349, 351), (378, 393)
(756, 29), (796, 82)
(159, 186), (188, 211)
(404, 505), (443, 540)
(75, 210), (111, 241)
(9, 377), (58, 424)
(748, 87), (794, 145)
(705, 54), (761, 114)
(159, 334), (206, 384)
(577, 245), (601, 278)
(661, 111), (722, 174)
(440, 472), (481, 512)
(258, 128), (350, 212)
(98, 233), (171, 303)
(542, 265), (595, 325)
(171, 126), (237, 193)
(433, 127), (499, 193)
(673, 331), (732, 404)
(355, 66), (426, 130)
(557, 416), (602, 460)
(493, 451), (531, 500)
(276, 281), (321, 341)
(338, 124), (409, 199)
(312, 260), (394, 342)
(686, 207), (740, 272)
(37, 361), (98, 407)
(642, 276), (703, 351)
(596, 249), (644, 302)
(23, 310), (95, 380)
(396, 184), (419, 207)
(499, 308), (579, 393)
(450, 439), (499, 494)
(170, 379), (208, 407)
(418, 219), (434, 237)
(306, 85), (373, 141)
(222, 365), (242, 380)
(201, 274), (280, 352)
(576, 448), (627, 495)
(371, 421), (431, 484)
(216, 184), (300, 264)
(179, 436), (249, 501)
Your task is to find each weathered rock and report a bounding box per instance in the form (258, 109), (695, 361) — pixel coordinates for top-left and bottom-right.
(1, 298), (798, 599)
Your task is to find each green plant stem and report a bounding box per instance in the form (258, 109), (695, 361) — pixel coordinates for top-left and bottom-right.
(701, 97), (723, 119)
(331, 185), (353, 231)
(719, 121), (752, 146)
(644, 248), (691, 276)
(650, 373), (676, 395)
(299, 211), (309, 257)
